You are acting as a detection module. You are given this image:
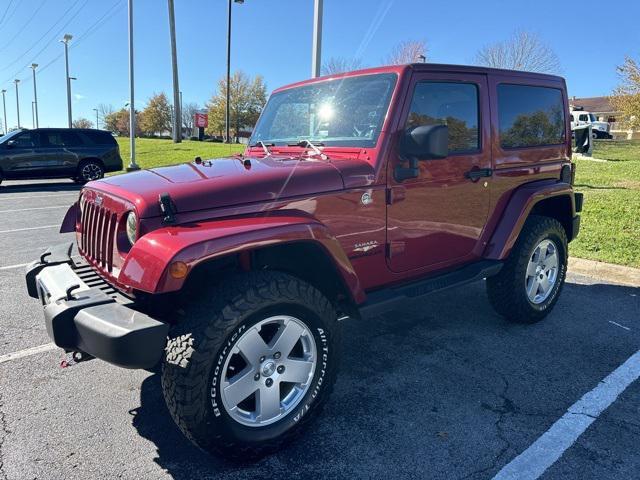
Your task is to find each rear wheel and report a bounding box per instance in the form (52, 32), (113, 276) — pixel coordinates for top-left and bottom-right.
(161, 271), (341, 459)
(487, 215), (568, 323)
(75, 159), (104, 184)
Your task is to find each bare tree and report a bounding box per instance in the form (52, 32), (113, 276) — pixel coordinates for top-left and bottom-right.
(386, 40), (428, 65)
(475, 31), (560, 73)
(72, 117), (93, 129)
(181, 102), (200, 137)
(321, 56), (363, 75)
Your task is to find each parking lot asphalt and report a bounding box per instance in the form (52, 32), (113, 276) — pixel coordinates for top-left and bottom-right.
(1, 179), (639, 480)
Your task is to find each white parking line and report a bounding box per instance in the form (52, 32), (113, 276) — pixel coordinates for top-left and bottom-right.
(0, 205), (70, 214)
(0, 193), (77, 201)
(0, 224), (59, 234)
(0, 343), (58, 365)
(609, 320), (631, 331)
(493, 348), (640, 480)
(0, 262), (29, 271)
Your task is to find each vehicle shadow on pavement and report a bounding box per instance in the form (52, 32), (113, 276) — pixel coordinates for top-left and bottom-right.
(129, 279), (640, 480)
(0, 181), (81, 194)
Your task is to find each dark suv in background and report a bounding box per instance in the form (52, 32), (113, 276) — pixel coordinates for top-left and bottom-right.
(0, 128), (122, 185)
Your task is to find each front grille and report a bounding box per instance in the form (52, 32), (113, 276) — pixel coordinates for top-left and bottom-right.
(79, 200), (118, 272)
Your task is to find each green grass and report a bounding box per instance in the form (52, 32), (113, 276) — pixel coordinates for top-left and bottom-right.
(115, 137), (244, 170)
(571, 140), (640, 268)
(115, 137), (640, 268)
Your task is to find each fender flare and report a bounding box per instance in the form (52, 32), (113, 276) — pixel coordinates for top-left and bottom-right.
(118, 215), (365, 304)
(484, 180), (577, 260)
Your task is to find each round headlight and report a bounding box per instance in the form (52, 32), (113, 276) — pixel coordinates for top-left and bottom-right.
(126, 211), (137, 245)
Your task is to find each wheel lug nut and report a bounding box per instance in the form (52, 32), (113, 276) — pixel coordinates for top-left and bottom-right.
(265, 378), (273, 387)
(259, 356), (265, 363)
(274, 352), (281, 359)
(254, 372), (260, 381)
(277, 365), (285, 374)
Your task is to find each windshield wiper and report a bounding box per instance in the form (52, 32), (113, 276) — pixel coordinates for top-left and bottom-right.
(287, 140), (326, 158)
(250, 141), (274, 156)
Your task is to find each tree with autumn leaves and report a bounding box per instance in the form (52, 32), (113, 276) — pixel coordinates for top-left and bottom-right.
(206, 71), (267, 141)
(612, 56), (640, 129)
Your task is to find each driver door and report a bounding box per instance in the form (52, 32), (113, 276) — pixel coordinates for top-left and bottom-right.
(2, 131), (42, 178)
(386, 72), (492, 273)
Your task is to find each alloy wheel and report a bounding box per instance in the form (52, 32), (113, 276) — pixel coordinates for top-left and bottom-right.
(219, 315), (317, 427)
(525, 239), (559, 304)
(81, 162), (103, 181)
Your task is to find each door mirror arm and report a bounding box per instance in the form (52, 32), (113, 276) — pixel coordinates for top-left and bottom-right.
(394, 125), (449, 182)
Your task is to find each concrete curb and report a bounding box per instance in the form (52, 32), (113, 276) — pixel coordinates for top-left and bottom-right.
(569, 258), (640, 287)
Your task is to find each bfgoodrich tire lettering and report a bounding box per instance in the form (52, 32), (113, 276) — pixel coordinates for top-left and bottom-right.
(161, 271), (341, 459)
(486, 215), (568, 323)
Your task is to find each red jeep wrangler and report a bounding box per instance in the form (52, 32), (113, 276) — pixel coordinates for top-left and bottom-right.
(26, 63), (582, 458)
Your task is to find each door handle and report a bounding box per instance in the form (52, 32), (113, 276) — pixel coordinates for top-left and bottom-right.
(464, 168), (493, 181)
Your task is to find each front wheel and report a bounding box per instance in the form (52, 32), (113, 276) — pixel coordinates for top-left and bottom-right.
(487, 215), (568, 323)
(161, 271), (341, 459)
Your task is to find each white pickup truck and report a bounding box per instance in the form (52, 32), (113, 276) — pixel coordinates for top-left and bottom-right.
(570, 109), (612, 139)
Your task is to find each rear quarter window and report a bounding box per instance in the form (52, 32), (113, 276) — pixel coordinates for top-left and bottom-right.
(82, 130), (117, 146)
(497, 84), (565, 149)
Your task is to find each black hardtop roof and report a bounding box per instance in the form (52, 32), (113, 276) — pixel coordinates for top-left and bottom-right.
(406, 63), (565, 82)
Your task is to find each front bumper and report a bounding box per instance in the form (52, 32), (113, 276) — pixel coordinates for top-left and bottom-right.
(25, 243), (169, 369)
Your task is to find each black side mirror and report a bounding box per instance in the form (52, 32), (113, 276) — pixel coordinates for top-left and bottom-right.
(5, 140), (16, 148)
(400, 124), (448, 160)
(395, 124), (448, 181)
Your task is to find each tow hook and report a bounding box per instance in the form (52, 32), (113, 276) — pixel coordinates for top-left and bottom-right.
(60, 350), (94, 368)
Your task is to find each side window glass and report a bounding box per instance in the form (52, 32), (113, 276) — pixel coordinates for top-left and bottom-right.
(579, 114), (588, 122)
(12, 132), (38, 147)
(45, 133), (64, 146)
(497, 84), (565, 148)
(61, 132), (82, 146)
(406, 81), (480, 154)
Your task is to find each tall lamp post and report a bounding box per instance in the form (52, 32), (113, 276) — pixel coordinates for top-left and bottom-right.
(168, 0), (181, 143)
(93, 108), (99, 129)
(311, 0), (323, 78)
(225, 0), (244, 144)
(1, 89), (7, 135)
(14, 80), (20, 129)
(126, 0), (139, 170)
(61, 34), (73, 128)
(31, 63), (39, 128)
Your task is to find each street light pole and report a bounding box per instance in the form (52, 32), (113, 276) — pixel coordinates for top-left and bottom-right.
(225, 0), (244, 144)
(31, 64), (39, 128)
(61, 34), (73, 128)
(93, 108), (99, 129)
(1, 89), (7, 135)
(14, 80), (20, 129)
(168, 0), (181, 143)
(311, 0), (323, 78)
(126, 0), (139, 170)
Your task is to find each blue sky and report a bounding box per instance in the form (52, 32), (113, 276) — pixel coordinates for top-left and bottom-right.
(0, 0), (638, 130)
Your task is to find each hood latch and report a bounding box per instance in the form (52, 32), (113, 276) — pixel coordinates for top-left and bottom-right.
(159, 192), (176, 224)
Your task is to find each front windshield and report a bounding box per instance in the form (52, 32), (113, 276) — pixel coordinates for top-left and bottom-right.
(589, 113), (597, 122)
(251, 73), (397, 148)
(0, 129), (22, 144)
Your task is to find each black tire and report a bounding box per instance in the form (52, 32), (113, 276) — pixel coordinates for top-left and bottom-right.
(487, 215), (568, 323)
(75, 159), (104, 184)
(161, 270), (341, 459)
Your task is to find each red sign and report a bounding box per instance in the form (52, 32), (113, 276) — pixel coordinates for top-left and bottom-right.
(194, 113), (208, 128)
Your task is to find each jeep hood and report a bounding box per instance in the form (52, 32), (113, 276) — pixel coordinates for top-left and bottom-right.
(88, 155), (372, 218)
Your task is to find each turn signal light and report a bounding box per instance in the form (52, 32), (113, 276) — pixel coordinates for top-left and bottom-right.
(169, 261), (188, 279)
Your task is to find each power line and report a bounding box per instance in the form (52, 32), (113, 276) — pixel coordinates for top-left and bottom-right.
(0, 0), (17, 28)
(0, 0), (49, 53)
(0, 0), (86, 80)
(13, 1), (124, 86)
